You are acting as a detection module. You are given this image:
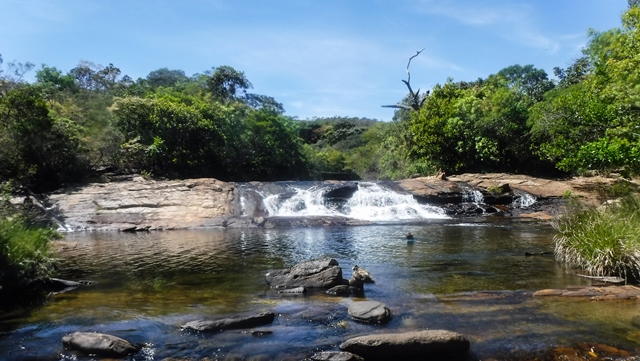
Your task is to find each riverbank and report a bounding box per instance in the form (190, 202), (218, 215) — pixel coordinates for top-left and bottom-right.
(15, 173), (637, 232)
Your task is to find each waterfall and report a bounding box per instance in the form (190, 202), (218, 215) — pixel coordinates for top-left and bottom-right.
(513, 190), (536, 208)
(458, 183), (484, 205)
(246, 182), (448, 221)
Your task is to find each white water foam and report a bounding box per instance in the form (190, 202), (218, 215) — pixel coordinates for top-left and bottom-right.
(262, 182), (448, 221)
(513, 191), (536, 208)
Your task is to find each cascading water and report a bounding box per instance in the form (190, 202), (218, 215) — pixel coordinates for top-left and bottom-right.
(512, 190), (537, 208)
(253, 182), (447, 222)
(459, 183), (484, 205)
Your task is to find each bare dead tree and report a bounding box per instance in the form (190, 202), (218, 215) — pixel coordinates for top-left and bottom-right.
(382, 49), (429, 111)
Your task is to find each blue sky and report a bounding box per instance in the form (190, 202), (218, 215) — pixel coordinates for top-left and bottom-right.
(0, 0), (629, 121)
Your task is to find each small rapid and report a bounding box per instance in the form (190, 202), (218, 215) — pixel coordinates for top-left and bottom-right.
(246, 182), (448, 221)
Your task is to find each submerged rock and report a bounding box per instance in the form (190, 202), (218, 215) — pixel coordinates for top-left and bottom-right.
(311, 351), (365, 361)
(265, 257), (343, 289)
(348, 301), (392, 324)
(182, 312), (276, 332)
(62, 332), (140, 357)
(339, 330), (470, 360)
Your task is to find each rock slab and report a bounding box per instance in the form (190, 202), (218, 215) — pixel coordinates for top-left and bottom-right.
(265, 257), (343, 289)
(339, 330), (470, 360)
(182, 312), (276, 332)
(62, 332), (139, 357)
(348, 301), (392, 324)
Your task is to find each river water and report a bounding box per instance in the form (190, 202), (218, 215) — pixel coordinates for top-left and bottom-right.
(2, 221), (640, 360)
(2, 182), (640, 360)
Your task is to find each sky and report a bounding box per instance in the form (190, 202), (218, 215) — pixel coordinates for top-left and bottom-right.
(0, 0), (630, 121)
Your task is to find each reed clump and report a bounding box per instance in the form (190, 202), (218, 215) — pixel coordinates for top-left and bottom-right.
(553, 195), (640, 282)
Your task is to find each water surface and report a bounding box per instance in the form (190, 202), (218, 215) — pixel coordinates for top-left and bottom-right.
(1, 221), (639, 360)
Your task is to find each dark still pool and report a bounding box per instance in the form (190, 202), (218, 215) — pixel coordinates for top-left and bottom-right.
(2, 221), (640, 360)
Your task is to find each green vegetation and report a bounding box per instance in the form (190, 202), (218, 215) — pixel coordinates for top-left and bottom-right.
(0, 182), (59, 301)
(0, 219), (58, 291)
(553, 196), (640, 281)
(0, 7), (638, 188)
(0, 5), (638, 295)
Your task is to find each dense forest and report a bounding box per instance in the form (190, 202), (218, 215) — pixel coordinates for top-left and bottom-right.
(1, 7), (639, 193)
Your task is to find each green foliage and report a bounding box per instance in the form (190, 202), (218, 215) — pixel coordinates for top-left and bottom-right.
(111, 93), (227, 176)
(0, 184), (59, 295)
(409, 74), (544, 174)
(232, 109), (309, 180)
(530, 8), (640, 176)
(0, 85), (85, 191)
(553, 196), (640, 281)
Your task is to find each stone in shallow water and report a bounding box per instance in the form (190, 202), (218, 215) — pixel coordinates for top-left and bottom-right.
(182, 312), (276, 332)
(62, 332), (139, 357)
(347, 300), (392, 324)
(265, 257), (343, 289)
(339, 330), (470, 361)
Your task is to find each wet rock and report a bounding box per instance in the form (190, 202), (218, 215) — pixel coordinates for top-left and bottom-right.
(250, 330), (273, 337)
(311, 351), (365, 361)
(339, 330), (470, 360)
(348, 300), (392, 324)
(327, 285), (352, 296)
(323, 184), (359, 200)
(62, 332), (140, 357)
(265, 257), (343, 289)
(277, 286), (307, 295)
(182, 312), (276, 332)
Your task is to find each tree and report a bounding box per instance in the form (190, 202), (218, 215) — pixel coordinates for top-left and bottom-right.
(495, 64), (555, 101)
(207, 65), (252, 102)
(530, 8), (640, 176)
(0, 86), (84, 191)
(0, 54), (35, 94)
(146, 68), (189, 89)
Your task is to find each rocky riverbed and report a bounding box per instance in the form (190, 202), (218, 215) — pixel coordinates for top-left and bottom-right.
(15, 173), (635, 231)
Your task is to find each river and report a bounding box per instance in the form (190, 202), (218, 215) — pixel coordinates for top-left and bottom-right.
(1, 221), (640, 360)
(1, 182), (639, 360)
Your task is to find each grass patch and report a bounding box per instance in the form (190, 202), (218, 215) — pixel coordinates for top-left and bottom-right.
(0, 218), (59, 293)
(553, 196), (640, 282)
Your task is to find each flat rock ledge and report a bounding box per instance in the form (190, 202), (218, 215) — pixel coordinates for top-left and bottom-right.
(534, 285), (640, 300)
(348, 300), (392, 324)
(265, 257), (343, 289)
(62, 332), (140, 357)
(339, 330), (470, 361)
(182, 312), (275, 332)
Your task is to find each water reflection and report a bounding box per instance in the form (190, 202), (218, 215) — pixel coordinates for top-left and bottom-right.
(0, 222), (638, 360)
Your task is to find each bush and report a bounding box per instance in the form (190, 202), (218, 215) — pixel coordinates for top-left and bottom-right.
(0, 218), (58, 295)
(553, 196), (640, 281)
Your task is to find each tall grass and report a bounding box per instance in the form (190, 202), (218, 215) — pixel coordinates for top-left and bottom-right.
(553, 196), (640, 282)
(0, 218), (58, 292)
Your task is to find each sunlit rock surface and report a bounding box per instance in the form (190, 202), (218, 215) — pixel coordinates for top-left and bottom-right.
(47, 178), (235, 231)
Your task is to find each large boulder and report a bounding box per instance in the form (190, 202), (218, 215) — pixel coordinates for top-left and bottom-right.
(339, 330), (470, 360)
(62, 332), (140, 357)
(182, 312), (275, 332)
(265, 257), (344, 289)
(348, 301), (392, 324)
